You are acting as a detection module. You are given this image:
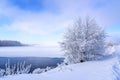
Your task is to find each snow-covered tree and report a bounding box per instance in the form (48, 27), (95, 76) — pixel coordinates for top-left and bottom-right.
(0, 69), (5, 77)
(5, 60), (11, 75)
(61, 17), (106, 64)
(11, 64), (16, 75)
(16, 61), (31, 74)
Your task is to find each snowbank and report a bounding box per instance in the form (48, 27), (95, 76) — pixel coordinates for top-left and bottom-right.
(0, 57), (116, 80)
(1, 45), (120, 80)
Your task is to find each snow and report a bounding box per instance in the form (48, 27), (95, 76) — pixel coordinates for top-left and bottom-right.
(0, 45), (120, 80)
(106, 46), (115, 55)
(0, 56), (117, 80)
(115, 46), (120, 54)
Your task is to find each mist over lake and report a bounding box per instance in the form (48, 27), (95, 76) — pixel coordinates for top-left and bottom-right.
(0, 46), (62, 57)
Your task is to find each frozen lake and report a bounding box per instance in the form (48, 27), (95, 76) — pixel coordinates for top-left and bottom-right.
(0, 46), (62, 57)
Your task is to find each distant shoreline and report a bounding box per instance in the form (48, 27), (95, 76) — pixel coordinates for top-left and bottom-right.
(0, 40), (29, 47)
(0, 45), (29, 47)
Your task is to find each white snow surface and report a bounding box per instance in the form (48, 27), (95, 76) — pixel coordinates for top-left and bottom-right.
(0, 45), (120, 80)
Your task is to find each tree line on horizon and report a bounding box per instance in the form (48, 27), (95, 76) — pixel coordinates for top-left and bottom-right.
(0, 40), (25, 46)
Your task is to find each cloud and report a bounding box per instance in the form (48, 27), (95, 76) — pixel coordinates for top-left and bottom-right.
(0, 0), (120, 46)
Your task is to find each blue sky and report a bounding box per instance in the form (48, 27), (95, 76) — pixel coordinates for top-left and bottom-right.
(0, 0), (120, 47)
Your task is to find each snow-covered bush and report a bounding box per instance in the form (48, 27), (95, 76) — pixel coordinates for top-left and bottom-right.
(16, 62), (31, 74)
(5, 60), (12, 75)
(45, 66), (51, 72)
(0, 69), (5, 77)
(32, 66), (52, 74)
(4, 60), (31, 76)
(60, 17), (106, 64)
(32, 68), (45, 74)
(57, 63), (66, 71)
